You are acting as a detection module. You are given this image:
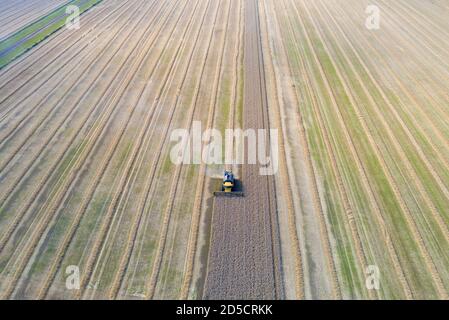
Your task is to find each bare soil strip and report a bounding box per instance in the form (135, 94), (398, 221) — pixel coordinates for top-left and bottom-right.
(203, 0), (283, 299)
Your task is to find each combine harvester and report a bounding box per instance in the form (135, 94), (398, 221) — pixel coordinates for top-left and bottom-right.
(214, 170), (244, 197)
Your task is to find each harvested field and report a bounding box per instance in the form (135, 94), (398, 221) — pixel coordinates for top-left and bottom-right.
(0, 0), (246, 299)
(263, 0), (449, 299)
(1, 0), (449, 300)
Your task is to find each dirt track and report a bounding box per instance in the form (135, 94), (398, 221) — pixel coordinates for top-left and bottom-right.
(203, 0), (283, 299)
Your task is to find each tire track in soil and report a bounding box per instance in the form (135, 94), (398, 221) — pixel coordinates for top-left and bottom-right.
(203, 0), (283, 300)
(0, 0), (169, 299)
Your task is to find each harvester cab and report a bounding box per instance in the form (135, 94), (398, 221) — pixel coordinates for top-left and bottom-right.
(222, 170), (235, 192)
(214, 170), (244, 197)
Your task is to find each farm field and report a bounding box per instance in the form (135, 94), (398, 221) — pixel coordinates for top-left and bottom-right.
(263, 0), (449, 299)
(0, 0), (449, 300)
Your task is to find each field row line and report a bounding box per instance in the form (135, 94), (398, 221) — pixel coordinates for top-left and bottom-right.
(106, 0), (215, 299)
(172, 0), (232, 296)
(97, 0), (203, 297)
(301, 0), (430, 298)
(81, 0), (191, 293)
(346, 2), (449, 117)
(0, 0), (32, 21)
(380, 0), (449, 62)
(400, 0), (449, 39)
(378, 0), (449, 103)
(374, 1), (449, 79)
(0, 1), (66, 40)
(351, 5), (449, 174)
(304, 0), (377, 297)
